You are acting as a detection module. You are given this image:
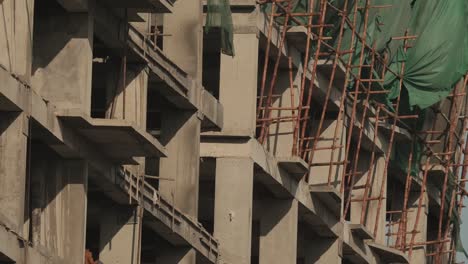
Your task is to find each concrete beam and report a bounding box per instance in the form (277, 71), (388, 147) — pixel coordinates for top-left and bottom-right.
(201, 89), (224, 131)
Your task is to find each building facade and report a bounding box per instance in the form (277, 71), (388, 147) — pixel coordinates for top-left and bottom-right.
(0, 0), (467, 263)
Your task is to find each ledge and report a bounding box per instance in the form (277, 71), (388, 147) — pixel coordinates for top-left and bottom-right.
(57, 109), (167, 163)
(349, 223), (374, 240)
(367, 242), (409, 264)
(309, 185), (342, 217)
(277, 156), (309, 180)
(286, 26), (313, 53)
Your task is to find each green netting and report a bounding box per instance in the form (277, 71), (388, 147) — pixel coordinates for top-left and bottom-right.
(205, 0), (235, 56)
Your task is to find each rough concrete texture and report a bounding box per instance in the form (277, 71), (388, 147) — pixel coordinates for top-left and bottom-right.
(0, 0), (459, 263)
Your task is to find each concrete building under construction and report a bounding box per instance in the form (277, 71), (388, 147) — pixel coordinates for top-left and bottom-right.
(0, 0), (467, 263)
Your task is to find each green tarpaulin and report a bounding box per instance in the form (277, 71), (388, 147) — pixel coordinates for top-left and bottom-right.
(205, 0), (235, 56)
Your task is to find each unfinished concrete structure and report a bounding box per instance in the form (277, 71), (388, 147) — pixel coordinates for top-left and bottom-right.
(0, 0), (467, 263)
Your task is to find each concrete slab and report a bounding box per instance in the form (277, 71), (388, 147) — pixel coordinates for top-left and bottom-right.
(367, 242), (409, 264)
(286, 26), (313, 53)
(277, 156), (308, 180)
(309, 185), (342, 217)
(317, 59), (347, 91)
(349, 224), (374, 240)
(57, 109), (167, 163)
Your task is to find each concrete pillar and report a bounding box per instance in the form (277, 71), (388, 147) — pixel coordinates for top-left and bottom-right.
(163, 0), (202, 82)
(99, 206), (141, 264)
(214, 158), (254, 264)
(350, 154), (386, 242)
(265, 71), (301, 157)
(0, 0), (34, 80)
(0, 113), (28, 236)
(218, 33), (259, 136)
(31, 10), (94, 113)
(159, 0), (202, 228)
(30, 145), (88, 264)
(259, 199), (298, 264)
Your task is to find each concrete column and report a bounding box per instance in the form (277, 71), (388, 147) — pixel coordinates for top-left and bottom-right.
(30, 146), (88, 264)
(350, 154), (386, 242)
(163, 0), (202, 82)
(265, 71), (301, 157)
(214, 158), (254, 264)
(0, 0), (34, 80)
(218, 33), (259, 136)
(159, 0), (202, 228)
(0, 113), (28, 236)
(31, 10), (94, 113)
(99, 206), (141, 264)
(259, 199), (298, 264)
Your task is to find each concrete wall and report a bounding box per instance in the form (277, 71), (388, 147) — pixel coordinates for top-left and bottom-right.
(30, 144), (87, 264)
(265, 70), (301, 158)
(0, 0), (34, 81)
(0, 112), (28, 236)
(309, 118), (346, 189)
(99, 206), (141, 264)
(31, 9), (93, 113)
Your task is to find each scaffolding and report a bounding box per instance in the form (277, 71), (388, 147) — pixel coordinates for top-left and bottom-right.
(256, 0), (468, 262)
